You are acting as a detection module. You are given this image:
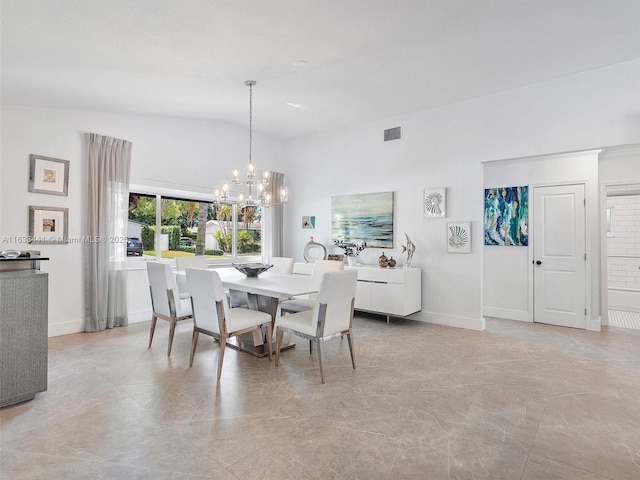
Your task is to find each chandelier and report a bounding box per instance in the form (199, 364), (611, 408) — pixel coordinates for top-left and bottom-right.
(214, 80), (288, 207)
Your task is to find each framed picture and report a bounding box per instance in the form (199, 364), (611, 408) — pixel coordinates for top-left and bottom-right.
(424, 187), (446, 218)
(29, 206), (69, 244)
(302, 215), (315, 229)
(331, 191), (394, 248)
(484, 186), (528, 246)
(29, 154), (69, 196)
(447, 222), (471, 253)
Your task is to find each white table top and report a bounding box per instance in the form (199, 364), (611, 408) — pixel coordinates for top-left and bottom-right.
(177, 267), (319, 300)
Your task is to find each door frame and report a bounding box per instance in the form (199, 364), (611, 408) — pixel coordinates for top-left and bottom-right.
(599, 180), (640, 328)
(529, 180), (593, 329)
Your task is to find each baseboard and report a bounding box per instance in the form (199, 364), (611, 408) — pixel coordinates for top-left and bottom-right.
(48, 310), (151, 337)
(407, 310), (485, 331)
(48, 318), (84, 337)
(588, 317), (601, 332)
(482, 306), (530, 322)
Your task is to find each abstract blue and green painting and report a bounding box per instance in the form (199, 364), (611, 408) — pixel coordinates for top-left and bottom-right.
(484, 186), (528, 246)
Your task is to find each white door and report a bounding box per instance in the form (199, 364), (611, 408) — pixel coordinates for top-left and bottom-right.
(533, 184), (586, 328)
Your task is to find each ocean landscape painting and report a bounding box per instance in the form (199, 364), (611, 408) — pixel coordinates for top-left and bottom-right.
(484, 186), (528, 246)
(331, 192), (394, 248)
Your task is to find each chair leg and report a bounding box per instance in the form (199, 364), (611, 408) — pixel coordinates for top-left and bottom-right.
(275, 328), (284, 366)
(265, 323), (273, 362)
(346, 330), (356, 370)
(167, 318), (176, 357)
(309, 340), (313, 354)
(217, 334), (227, 381)
(316, 339), (325, 384)
(189, 330), (199, 367)
(148, 315), (158, 348)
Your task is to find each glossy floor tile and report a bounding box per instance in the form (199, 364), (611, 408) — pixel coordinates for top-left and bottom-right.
(2, 315), (640, 479)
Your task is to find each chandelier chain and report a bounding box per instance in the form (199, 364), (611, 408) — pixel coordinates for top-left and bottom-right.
(248, 81), (253, 166)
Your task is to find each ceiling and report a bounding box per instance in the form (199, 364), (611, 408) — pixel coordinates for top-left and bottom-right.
(2, 0), (639, 139)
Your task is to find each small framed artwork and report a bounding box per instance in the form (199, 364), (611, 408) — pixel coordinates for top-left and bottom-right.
(29, 206), (69, 244)
(29, 154), (69, 196)
(447, 221), (471, 253)
(424, 187), (446, 218)
(302, 215), (315, 229)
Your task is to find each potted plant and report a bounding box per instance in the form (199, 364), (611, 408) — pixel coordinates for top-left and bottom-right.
(333, 240), (366, 266)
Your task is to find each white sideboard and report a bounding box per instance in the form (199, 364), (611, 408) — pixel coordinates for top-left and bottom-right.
(293, 262), (421, 322)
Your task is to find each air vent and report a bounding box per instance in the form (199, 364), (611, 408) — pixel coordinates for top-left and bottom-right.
(384, 126), (402, 142)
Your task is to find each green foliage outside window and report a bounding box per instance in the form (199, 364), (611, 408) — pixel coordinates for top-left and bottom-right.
(214, 230), (232, 253)
(140, 225), (182, 250)
(237, 229), (257, 253)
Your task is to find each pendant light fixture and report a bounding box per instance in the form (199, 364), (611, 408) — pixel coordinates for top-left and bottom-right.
(214, 80), (287, 207)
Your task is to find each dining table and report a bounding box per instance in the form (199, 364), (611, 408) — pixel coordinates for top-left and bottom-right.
(176, 267), (320, 358)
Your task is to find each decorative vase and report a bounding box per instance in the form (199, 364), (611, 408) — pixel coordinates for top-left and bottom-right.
(347, 256), (358, 266)
(388, 256), (396, 268)
(378, 252), (388, 268)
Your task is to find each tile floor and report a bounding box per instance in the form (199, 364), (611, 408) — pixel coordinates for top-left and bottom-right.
(1, 315), (640, 479)
(609, 309), (640, 330)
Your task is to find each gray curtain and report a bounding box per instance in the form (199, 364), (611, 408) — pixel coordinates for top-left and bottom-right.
(84, 133), (132, 332)
(263, 172), (285, 260)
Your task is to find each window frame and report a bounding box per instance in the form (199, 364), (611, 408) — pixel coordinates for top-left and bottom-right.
(127, 184), (263, 266)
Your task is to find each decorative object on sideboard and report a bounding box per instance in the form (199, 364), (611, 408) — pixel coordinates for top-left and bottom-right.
(28, 154), (70, 196)
(447, 222), (471, 253)
(331, 192), (394, 247)
(388, 256), (397, 268)
(303, 237), (327, 262)
(378, 251), (388, 268)
(333, 240), (366, 266)
(1, 250), (21, 259)
(28, 206), (69, 244)
(302, 216), (315, 229)
(402, 233), (416, 267)
(484, 186), (528, 246)
(423, 187), (446, 218)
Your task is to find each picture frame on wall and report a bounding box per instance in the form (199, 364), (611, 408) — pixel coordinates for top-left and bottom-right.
(484, 186), (528, 246)
(28, 154), (69, 196)
(302, 215), (315, 229)
(331, 191), (394, 248)
(447, 221), (471, 253)
(29, 206), (69, 244)
(424, 187), (446, 218)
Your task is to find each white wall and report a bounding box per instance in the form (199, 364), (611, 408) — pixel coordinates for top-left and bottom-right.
(3, 59), (640, 336)
(0, 106), (286, 336)
(284, 59), (640, 331)
(482, 150), (600, 327)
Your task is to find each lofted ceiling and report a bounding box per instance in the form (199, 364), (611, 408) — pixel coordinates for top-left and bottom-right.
(2, 0), (640, 139)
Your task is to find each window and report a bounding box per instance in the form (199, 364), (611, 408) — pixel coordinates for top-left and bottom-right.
(127, 191), (262, 262)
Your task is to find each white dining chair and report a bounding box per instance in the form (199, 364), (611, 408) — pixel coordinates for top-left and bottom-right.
(146, 261), (193, 356)
(279, 259), (344, 314)
(185, 267), (273, 381)
(269, 256), (294, 275)
(279, 259), (344, 352)
(175, 255), (209, 298)
(274, 270), (358, 383)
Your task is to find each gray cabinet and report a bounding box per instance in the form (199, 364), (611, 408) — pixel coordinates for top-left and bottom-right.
(1, 261), (48, 408)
